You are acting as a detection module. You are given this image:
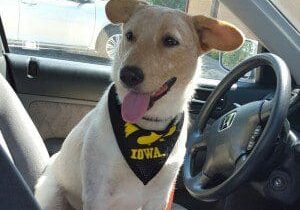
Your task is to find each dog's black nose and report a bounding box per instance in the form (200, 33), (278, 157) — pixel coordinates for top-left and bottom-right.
(120, 66), (144, 88)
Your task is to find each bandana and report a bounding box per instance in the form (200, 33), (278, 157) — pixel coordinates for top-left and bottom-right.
(108, 85), (184, 185)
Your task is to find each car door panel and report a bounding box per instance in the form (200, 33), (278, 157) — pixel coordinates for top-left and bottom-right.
(6, 53), (111, 101)
(20, 94), (96, 139)
(20, 94), (96, 155)
(5, 53), (111, 154)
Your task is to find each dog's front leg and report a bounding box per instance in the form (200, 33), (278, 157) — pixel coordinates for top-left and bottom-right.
(142, 187), (174, 210)
(142, 196), (170, 210)
(82, 164), (107, 210)
(82, 187), (110, 210)
(82, 162), (113, 210)
(81, 136), (111, 210)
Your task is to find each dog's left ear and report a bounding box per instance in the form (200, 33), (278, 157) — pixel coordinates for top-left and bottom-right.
(106, 0), (148, 24)
(192, 15), (244, 52)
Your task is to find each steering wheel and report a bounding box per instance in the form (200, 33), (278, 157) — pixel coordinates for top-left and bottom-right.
(184, 53), (291, 201)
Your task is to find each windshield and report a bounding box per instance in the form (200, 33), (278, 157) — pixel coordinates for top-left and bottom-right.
(270, 0), (300, 32)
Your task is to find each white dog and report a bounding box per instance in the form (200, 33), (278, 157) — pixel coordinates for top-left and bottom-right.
(34, 0), (243, 210)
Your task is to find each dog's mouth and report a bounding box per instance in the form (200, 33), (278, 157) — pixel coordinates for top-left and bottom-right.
(121, 77), (177, 123)
(149, 77), (177, 107)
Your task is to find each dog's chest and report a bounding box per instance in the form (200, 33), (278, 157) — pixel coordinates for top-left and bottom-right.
(79, 88), (187, 209)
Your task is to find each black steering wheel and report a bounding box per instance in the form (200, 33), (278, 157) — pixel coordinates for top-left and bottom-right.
(184, 53), (291, 201)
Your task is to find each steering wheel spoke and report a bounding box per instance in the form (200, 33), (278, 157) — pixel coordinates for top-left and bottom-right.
(260, 99), (273, 121)
(186, 125), (208, 152)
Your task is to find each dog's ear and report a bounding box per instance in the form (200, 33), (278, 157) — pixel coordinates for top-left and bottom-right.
(192, 15), (244, 52)
(106, 0), (148, 24)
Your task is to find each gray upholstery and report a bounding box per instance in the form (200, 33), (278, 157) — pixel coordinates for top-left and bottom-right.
(0, 73), (49, 191)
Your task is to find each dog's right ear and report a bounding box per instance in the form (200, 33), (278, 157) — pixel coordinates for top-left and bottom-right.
(106, 0), (148, 24)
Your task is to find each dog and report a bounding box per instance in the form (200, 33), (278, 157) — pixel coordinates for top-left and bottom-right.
(34, 0), (244, 209)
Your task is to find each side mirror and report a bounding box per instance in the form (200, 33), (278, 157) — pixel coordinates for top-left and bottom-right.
(220, 39), (259, 71)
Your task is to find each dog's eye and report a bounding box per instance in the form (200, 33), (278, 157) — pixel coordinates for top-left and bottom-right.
(126, 31), (135, 42)
(163, 36), (180, 47)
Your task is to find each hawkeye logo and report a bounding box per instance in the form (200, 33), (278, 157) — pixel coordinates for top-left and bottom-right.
(124, 123), (177, 160)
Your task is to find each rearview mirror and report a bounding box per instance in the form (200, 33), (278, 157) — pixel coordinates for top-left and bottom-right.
(220, 39), (258, 71)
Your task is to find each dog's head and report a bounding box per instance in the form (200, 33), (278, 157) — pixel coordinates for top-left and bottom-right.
(106, 0), (244, 123)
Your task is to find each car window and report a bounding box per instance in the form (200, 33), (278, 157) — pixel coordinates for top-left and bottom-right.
(0, 0), (187, 65)
(188, 0), (260, 82)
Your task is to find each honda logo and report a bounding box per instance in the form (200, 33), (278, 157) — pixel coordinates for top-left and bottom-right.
(219, 112), (236, 131)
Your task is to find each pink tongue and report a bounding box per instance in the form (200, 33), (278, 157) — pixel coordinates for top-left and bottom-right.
(121, 91), (150, 123)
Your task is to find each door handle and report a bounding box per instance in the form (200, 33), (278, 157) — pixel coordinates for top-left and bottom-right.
(27, 58), (39, 79)
(21, 0), (37, 6)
